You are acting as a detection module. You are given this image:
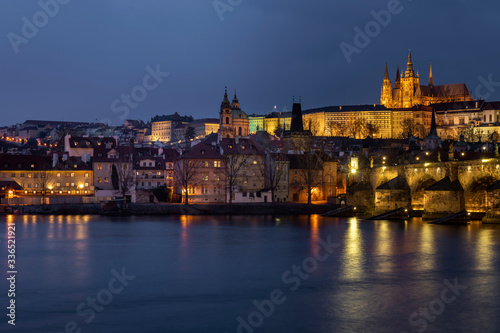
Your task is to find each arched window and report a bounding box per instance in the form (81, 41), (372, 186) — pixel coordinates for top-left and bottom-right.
(226, 117), (229, 124)
(238, 127), (242, 136)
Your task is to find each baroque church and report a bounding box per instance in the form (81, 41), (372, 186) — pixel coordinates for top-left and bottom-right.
(381, 50), (473, 108)
(218, 87), (250, 139)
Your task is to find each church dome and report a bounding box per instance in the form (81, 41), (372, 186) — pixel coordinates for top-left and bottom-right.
(232, 109), (248, 119)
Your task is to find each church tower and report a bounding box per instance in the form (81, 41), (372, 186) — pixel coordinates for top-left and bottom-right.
(380, 63), (393, 106)
(394, 65), (401, 89)
(400, 50), (420, 108)
(219, 87), (234, 139)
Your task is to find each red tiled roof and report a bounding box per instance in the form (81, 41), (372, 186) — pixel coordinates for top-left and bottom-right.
(0, 154), (51, 170)
(179, 142), (224, 160)
(219, 138), (264, 156)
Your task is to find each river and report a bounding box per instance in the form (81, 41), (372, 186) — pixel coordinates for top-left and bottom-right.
(1, 215), (499, 332)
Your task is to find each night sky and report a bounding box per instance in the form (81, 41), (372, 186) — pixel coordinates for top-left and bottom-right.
(1, 0), (499, 126)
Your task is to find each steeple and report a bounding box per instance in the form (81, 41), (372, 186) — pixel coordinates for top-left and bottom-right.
(428, 63), (434, 87)
(394, 65), (401, 89)
(384, 63), (389, 80)
(220, 86), (231, 111)
(405, 49), (415, 77)
(231, 89), (240, 109)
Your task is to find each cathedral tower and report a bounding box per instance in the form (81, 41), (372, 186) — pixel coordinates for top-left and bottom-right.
(380, 63), (393, 106)
(219, 87), (234, 139)
(379, 50), (472, 109)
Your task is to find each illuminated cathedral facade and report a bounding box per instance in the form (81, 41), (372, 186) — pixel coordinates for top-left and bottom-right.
(381, 50), (473, 108)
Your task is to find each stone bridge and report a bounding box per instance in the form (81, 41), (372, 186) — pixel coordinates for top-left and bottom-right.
(348, 158), (500, 218)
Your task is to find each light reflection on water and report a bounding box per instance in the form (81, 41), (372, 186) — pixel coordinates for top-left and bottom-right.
(0, 214), (499, 333)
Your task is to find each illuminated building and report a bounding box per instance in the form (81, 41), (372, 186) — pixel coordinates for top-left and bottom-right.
(218, 88), (250, 139)
(150, 113), (193, 143)
(381, 50), (473, 108)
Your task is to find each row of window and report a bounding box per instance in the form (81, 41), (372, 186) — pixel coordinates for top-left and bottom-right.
(4, 172), (89, 178)
(189, 187), (221, 195)
(19, 182), (89, 188)
(201, 174), (221, 181)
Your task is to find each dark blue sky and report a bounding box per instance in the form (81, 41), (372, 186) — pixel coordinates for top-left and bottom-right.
(1, 0), (499, 126)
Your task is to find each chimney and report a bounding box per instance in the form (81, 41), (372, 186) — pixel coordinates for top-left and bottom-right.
(52, 153), (58, 168)
(62, 153), (68, 162)
(64, 134), (71, 153)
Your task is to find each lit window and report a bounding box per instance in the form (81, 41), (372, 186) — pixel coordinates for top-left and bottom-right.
(85, 173), (89, 178)
(71, 173), (75, 177)
(97, 164), (102, 170)
(97, 178), (102, 183)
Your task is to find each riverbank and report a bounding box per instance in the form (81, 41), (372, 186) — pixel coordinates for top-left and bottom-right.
(0, 203), (339, 216)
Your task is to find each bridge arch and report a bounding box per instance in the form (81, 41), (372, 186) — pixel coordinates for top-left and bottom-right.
(464, 176), (499, 212)
(411, 175), (437, 210)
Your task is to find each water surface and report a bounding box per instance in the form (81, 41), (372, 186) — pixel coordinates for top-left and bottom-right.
(1, 215), (499, 333)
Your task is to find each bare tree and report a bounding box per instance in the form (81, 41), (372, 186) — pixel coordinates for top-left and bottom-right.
(328, 120), (348, 137)
(174, 157), (198, 205)
(302, 117), (321, 136)
(365, 121), (380, 138)
(400, 118), (419, 139)
(290, 147), (324, 204)
(258, 152), (288, 203)
(224, 155), (247, 204)
(346, 116), (367, 139)
(461, 124), (477, 142)
(34, 169), (56, 204)
(114, 160), (136, 201)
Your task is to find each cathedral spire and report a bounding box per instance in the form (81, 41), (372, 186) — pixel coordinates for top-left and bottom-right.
(429, 63), (434, 87)
(395, 65), (401, 89)
(405, 49), (415, 77)
(384, 63), (389, 80)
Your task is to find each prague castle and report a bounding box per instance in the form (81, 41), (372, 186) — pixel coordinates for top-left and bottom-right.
(381, 50), (473, 108)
